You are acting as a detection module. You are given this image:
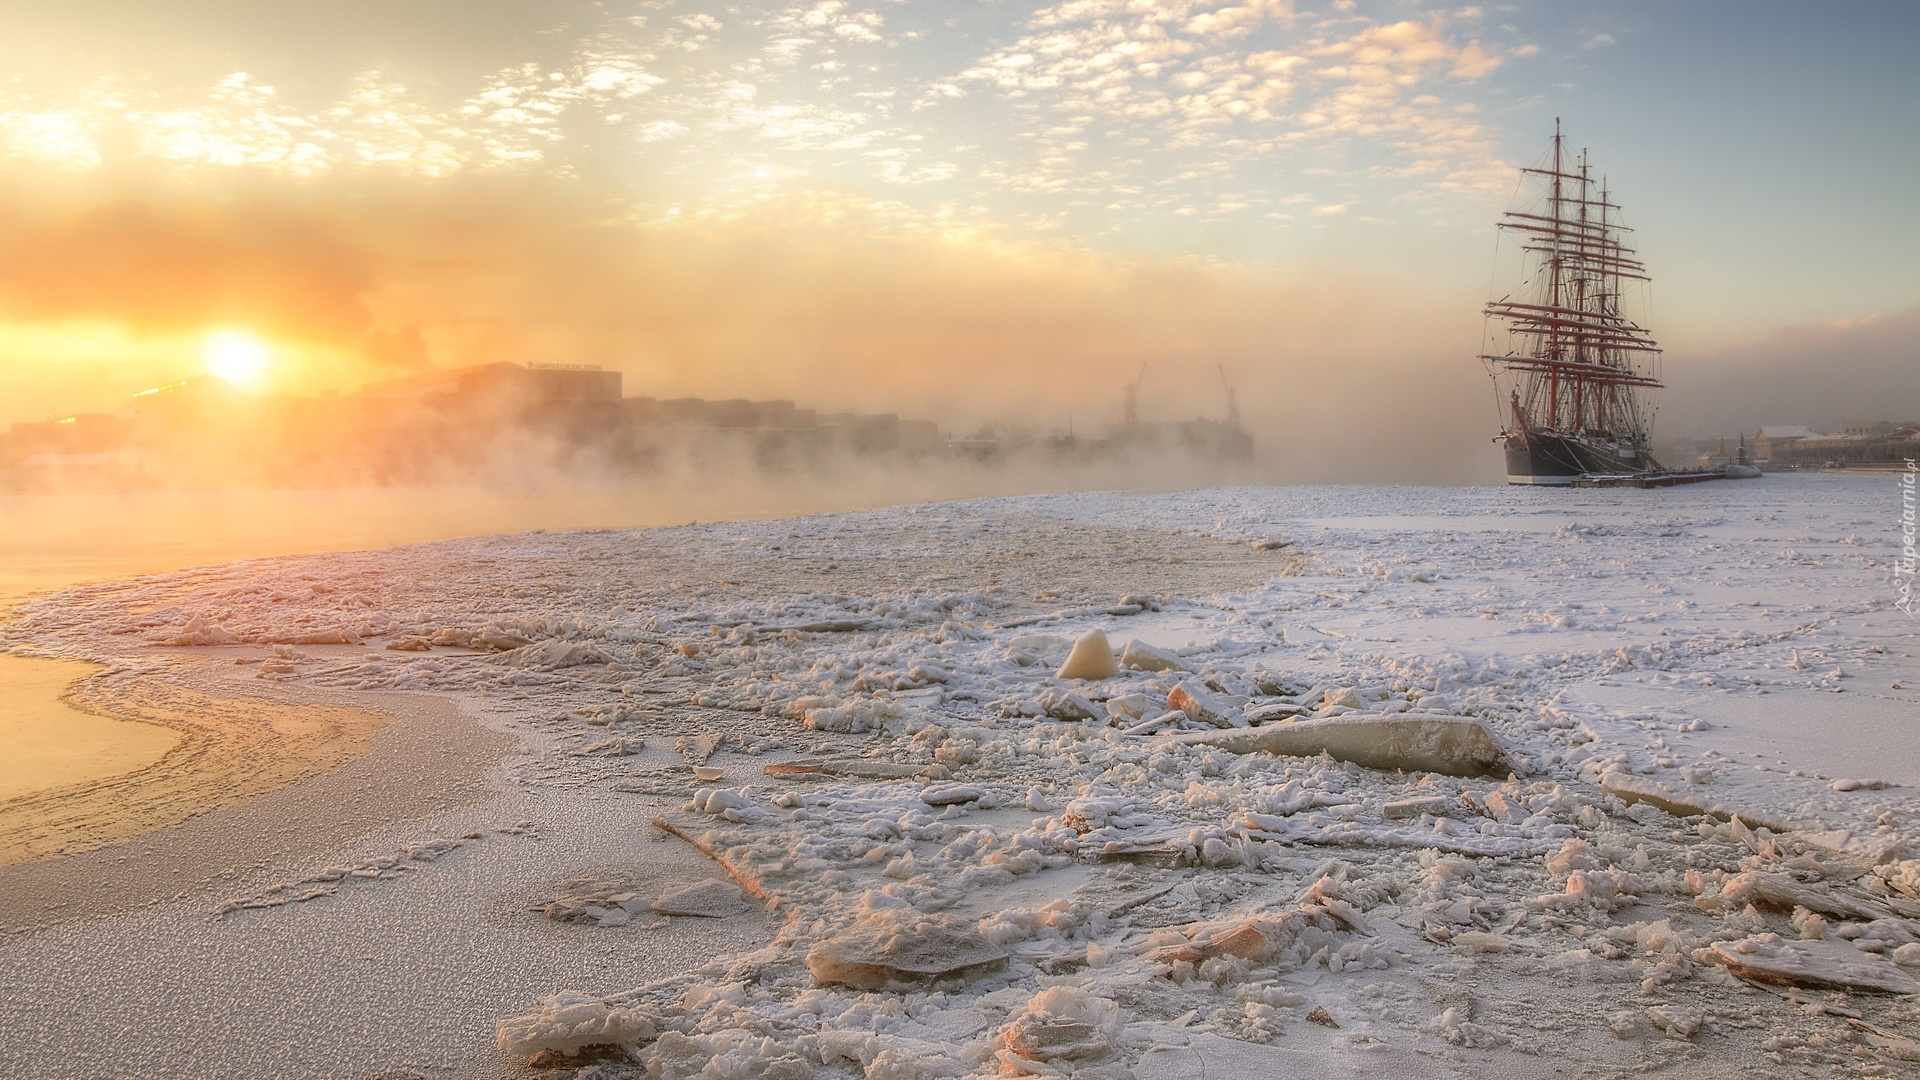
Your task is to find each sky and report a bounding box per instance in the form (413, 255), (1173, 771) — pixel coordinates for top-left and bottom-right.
(0, 0), (1914, 477)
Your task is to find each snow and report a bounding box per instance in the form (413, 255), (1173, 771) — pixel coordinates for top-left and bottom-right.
(2, 474), (1919, 1077)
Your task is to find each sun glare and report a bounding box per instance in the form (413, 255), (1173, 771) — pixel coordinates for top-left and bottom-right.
(202, 330), (272, 389)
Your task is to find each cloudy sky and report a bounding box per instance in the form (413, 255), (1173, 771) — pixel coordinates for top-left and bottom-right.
(1, 0), (1913, 475)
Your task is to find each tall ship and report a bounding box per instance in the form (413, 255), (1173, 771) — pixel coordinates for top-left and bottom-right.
(1482, 122), (1680, 485)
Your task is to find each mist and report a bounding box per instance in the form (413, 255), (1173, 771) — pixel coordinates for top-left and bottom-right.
(0, 172), (1508, 488)
(13, 170), (1905, 490)
(1659, 306), (1920, 436)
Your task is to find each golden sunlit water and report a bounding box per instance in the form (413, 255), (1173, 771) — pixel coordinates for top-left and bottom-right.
(0, 483), (890, 616)
(0, 655), (179, 802)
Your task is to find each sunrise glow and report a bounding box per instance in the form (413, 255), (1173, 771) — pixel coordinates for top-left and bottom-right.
(201, 330), (272, 390)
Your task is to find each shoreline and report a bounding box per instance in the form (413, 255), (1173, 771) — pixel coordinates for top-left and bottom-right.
(0, 655), (179, 803)
(0, 664), (403, 867)
(0, 687), (517, 932)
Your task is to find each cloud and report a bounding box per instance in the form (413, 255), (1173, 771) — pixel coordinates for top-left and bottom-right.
(0, 1), (1538, 246)
(0, 39), (663, 179)
(1579, 33), (1616, 50)
(771, 1), (887, 50)
(0, 196), (375, 342)
(946, 5), (1513, 205)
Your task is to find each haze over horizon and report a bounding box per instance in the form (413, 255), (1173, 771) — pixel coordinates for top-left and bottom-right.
(2, 0), (1914, 482)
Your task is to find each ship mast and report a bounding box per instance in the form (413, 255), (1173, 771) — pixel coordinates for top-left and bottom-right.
(1482, 119), (1662, 452)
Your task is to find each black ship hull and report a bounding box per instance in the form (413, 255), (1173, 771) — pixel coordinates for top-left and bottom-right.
(1503, 430), (1650, 485)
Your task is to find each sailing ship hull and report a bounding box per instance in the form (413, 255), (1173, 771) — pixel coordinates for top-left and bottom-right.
(1503, 430), (1648, 485)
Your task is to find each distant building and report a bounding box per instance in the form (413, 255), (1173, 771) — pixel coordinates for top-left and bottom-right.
(1842, 419), (1896, 438)
(1755, 426), (1824, 463)
(1754, 422), (1920, 469)
(358, 362), (621, 402)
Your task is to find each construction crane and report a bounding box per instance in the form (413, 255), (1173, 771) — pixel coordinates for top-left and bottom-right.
(1122, 362), (1147, 425)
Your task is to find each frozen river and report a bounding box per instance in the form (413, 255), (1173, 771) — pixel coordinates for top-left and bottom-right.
(2, 474), (1917, 1079)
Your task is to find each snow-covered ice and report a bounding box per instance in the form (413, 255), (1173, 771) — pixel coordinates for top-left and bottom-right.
(2, 474), (1918, 1078)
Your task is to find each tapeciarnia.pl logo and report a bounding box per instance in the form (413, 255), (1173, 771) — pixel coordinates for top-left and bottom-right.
(1899, 459), (1917, 619)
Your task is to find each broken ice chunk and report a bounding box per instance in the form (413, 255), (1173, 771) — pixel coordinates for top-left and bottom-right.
(802, 698), (906, 734)
(920, 784), (985, 807)
(806, 910), (1008, 990)
(1643, 999), (1704, 1037)
(1600, 772), (1790, 832)
(1150, 910), (1333, 967)
(475, 630), (532, 651)
(1382, 796), (1451, 820)
(496, 992), (657, 1058)
(1172, 714), (1510, 778)
(998, 986), (1122, 1065)
(907, 663), (952, 684)
(1038, 690), (1099, 721)
(1243, 700), (1306, 725)
(1121, 640), (1186, 672)
(688, 787), (765, 822)
(1452, 930), (1511, 954)
(1121, 710), (1186, 736)
(1830, 777), (1890, 792)
(1056, 629), (1119, 680)
(677, 732), (726, 765)
(1168, 680), (1237, 727)
(1799, 829), (1908, 864)
(1482, 790), (1526, 824)
(1320, 687), (1365, 711)
(1717, 871), (1892, 922)
(650, 879), (746, 918)
(1061, 795), (1130, 833)
(168, 613), (238, 646)
(497, 639), (612, 670)
(1708, 934), (1919, 993)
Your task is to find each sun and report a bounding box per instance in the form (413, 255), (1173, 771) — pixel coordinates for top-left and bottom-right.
(202, 330), (273, 389)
